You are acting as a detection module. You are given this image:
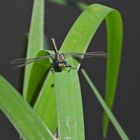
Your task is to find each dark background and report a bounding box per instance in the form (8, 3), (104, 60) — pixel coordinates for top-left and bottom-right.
(0, 0), (139, 139)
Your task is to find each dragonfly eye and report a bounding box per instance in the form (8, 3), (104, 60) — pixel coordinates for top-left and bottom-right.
(57, 54), (65, 61)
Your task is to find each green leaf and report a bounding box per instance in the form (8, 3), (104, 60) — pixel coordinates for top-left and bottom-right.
(23, 0), (45, 103)
(46, 1), (123, 137)
(55, 61), (84, 140)
(34, 3), (123, 138)
(81, 69), (129, 140)
(103, 10), (123, 138)
(34, 72), (57, 134)
(60, 4), (113, 54)
(61, 4), (123, 138)
(0, 76), (54, 140)
(24, 50), (51, 106)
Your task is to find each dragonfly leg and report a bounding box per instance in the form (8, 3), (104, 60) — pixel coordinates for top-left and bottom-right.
(65, 64), (76, 72)
(51, 68), (55, 73)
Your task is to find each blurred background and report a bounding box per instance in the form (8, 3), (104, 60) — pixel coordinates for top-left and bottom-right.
(0, 0), (139, 139)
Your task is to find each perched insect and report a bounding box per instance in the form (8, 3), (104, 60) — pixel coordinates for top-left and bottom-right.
(11, 38), (107, 72)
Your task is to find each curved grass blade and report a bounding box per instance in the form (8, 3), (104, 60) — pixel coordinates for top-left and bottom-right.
(60, 4), (123, 138)
(81, 69), (129, 140)
(24, 50), (51, 106)
(61, 4), (113, 55)
(0, 76), (54, 140)
(48, 3), (123, 138)
(34, 3), (123, 138)
(102, 11), (123, 138)
(47, 2), (123, 138)
(23, 0), (45, 103)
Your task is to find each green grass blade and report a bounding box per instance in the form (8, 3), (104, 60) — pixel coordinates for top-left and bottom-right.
(55, 64), (84, 140)
(48, 1), (123, 137)
(81, 69), (129, 140)
(60, 4), (113, 54)
(25, 50), (51, 106)
(23, 0), (45, 102)
(60, 3), (123, 137)
(103, 10), (123, 138)
(0, 76), (54, 140)
(50, 2), (123, 137)
(34, 3), (123, 137)
(34, 73), (57, 134)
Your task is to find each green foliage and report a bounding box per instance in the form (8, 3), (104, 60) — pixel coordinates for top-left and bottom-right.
(23, 0), (45, 103)
(55, 68), (84, 140)
(103, 10), (123, 138)
(61, 4), (123, 138)
(34, 72), (57, 134)
(0, 76), (54, 140)
(0, 0), (129, 139)
(49, 0), (124, 136)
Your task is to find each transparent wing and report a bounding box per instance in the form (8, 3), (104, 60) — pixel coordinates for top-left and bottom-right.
(11, 54), (54, 69)
(63, 51), (107, 59)
(12, 61), (37, 70)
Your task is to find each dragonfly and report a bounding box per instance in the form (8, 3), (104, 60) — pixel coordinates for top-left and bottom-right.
(11, 38), (107, 72)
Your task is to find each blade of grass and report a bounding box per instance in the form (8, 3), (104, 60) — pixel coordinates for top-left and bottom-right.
(34, 3), (123, 137)
(34, 72), (57, 134)
(26, 50), (51, 106)
(61, 4), (114, 54)
(49, 1), (123, 137)
(103, 10), (123, 138)
(23, 0), (45, 103)
(81, 69), (129, 140)
(21, 0), (58, 133)
(55, 62), (84, 140)
(61, 4), (123, 137)
(0, 76), (54, 140)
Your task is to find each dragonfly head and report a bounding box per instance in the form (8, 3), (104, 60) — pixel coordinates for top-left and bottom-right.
(56, 54), (65, 62)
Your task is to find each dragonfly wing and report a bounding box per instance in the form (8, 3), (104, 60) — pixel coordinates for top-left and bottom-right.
(82, 51), (107, 58)
(63, 51), (107, 62)
(11, 58), (38, 64)
(11, 54), (54, 68)
(12, 61), (35, 70)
